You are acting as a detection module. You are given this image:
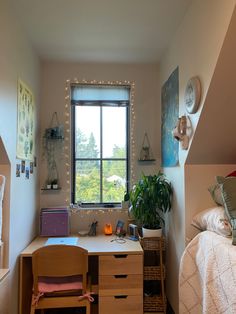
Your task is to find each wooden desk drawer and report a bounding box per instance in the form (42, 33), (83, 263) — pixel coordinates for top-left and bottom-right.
(99, 295), (143, 314)
(99, 254), (142, 275)
(99, 274), (142, 296)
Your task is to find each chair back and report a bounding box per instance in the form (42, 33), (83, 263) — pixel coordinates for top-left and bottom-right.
(32, 245), (88, 295)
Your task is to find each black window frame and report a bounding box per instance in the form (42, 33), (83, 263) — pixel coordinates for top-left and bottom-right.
(71, 99), (130, 207)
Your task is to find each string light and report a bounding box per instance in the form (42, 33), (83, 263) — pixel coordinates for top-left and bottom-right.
(64, 78), (136, 211)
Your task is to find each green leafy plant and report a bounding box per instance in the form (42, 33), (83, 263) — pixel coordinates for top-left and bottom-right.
(124, 191), (130, 202)
(129, 172), (172, 229)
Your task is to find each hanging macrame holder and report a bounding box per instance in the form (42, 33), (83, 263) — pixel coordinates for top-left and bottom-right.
(139, 132), (155, 161)
(44, 112), (64, 140)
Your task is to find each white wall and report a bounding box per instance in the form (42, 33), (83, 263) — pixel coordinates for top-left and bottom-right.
(159, 1), (235, 312)
(40, 62), (160, 233)
(0, 1), (40, 313)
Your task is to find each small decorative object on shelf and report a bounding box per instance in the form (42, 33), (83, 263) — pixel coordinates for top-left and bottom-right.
(139, 132), (155, 161)
(43, 111), (64, 140)
(42, 112), (64, 191)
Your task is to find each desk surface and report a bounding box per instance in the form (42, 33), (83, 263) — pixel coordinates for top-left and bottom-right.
(21, 235), (143, 256)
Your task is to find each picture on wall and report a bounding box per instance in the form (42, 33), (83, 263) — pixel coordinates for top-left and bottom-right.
(16, 79), (35, 161)
(161, 67), (179, 167)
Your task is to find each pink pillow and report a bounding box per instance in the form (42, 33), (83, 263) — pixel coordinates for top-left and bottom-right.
(38, 275), (83, 293)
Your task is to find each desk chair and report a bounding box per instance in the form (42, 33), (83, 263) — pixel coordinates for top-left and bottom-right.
(30, 245), (93, 314)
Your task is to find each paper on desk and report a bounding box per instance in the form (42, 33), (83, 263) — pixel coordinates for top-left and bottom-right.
(45, 237), (78, 246)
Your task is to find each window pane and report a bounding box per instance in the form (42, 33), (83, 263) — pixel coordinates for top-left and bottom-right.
(102, 160), (126, 202)
(75, 106), (100, 158)
(102, 107), (126, 158)
(75, 160), (100, 203)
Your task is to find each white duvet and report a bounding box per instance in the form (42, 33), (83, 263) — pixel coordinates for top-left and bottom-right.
(179, 231), (236, 314)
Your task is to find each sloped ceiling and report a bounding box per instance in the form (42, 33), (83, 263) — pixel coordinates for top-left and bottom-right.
(186, 7), (236, 164)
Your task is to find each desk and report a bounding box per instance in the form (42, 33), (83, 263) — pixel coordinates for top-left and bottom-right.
(19, 235), (143, 314)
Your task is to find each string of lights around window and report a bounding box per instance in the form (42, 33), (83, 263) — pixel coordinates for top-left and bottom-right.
(64, 78), (136, 214)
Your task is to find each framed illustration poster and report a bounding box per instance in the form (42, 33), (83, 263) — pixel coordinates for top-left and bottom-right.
(16, 79), (35, 161)
(161, 67), (179, 167)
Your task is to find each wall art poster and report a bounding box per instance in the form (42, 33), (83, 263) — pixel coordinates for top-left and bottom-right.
(16, 79), (35, 161)
(161, 67), (179, 167)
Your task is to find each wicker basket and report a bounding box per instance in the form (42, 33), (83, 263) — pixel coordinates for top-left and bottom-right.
(140, 237), (165, 251)
(144, 295), (166, 312)
(141, 237), (166, 313)
(144, 265), (165, 280)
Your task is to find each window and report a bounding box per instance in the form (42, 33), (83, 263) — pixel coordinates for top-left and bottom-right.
(71, 84), (130, 206)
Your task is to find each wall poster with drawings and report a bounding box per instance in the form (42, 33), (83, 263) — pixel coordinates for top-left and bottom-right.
(16, 79), (35, 161)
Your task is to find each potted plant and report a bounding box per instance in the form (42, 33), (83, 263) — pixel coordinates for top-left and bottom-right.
(129, 172), (172, 237)
(46, 179), (52, 189)
(51, 179), (58, 189)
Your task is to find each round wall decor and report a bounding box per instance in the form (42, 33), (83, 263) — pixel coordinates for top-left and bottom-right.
(184, 76), (201, 114)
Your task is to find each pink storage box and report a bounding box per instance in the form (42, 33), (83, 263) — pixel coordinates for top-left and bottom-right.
(40, 208), (70, 237)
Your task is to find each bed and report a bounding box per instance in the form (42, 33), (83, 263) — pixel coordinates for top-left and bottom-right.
(179, 230), (236, 313)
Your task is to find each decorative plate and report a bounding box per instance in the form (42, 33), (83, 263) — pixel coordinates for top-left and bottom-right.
(184, 76), (201, 114)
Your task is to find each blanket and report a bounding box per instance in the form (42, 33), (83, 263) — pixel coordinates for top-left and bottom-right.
(179, 231), (236, 313)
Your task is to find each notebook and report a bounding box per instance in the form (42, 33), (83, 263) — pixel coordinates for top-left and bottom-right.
(45, 237), (78, 246)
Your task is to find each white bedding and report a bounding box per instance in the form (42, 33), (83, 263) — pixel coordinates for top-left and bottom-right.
(179, 231), (236, 314)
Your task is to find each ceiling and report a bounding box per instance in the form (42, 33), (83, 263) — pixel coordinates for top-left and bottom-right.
(9, 0), (191, 63)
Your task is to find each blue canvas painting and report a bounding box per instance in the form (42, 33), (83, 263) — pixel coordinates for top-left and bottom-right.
(161, 67), (179, 167)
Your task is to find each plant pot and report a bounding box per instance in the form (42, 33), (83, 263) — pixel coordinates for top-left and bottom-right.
(142, 226), (162, 238)
(52, 184), (58, 189)
(46, 184), (51, 189)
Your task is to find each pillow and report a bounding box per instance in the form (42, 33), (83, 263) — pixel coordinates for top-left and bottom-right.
(226, 170), (236, 177)
(208, 184), (224, 206)
(191, 206), (231, 237)
(208, 171), (236, 205)
(216, 176), (236, 244)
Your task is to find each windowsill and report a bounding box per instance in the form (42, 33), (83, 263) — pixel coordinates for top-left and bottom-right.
(0, 268), (10, 283)
(70, 205), (129, 212)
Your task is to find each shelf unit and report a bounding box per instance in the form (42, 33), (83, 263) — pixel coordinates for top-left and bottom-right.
(41, 188), (61, 191)
(140, 237), (166, 313)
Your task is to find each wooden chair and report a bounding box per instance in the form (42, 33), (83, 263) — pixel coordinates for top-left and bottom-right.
(30, 244), (93, 314)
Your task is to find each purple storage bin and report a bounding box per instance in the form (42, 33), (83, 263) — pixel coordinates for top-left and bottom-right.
(40, 208), (69, 236)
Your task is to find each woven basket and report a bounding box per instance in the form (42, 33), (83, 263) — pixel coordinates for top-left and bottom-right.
(140, 237), (165, 251)
(144, 295), (166, 312)
(144, 265), (165, 280)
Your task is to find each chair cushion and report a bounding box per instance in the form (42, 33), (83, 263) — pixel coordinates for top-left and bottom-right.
(38, 275), (83, 293)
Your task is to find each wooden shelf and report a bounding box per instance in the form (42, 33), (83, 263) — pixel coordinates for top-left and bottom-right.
(41, 188), (61, 191)
(141, 237), (166, 313)
(138, 159), (156, 162)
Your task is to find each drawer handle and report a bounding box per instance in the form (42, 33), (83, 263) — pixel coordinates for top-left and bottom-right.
(114, 295), (128, 299)
(114, 254), (127, 258)
(114, 274), (127, 279)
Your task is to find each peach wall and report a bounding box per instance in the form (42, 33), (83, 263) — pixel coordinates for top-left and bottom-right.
(159, 1), (235, 312)
(40, 62), (160, 233)
(0, 2), (40, 313)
